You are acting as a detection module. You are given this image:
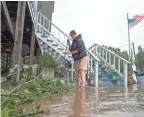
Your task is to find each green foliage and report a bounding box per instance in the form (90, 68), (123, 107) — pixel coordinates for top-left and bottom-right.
(135, 45), (144, 72)
(1, 97), (23, 117)
(43, 53), (60, 70)
(1, 71), (71, 117)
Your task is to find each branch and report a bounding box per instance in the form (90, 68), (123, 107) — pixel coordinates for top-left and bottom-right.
(1, 68), (45, 106)
(12, 110), (44, 117)
(1, 94), (19, 96)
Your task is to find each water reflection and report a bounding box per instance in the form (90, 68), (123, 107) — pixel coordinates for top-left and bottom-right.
(68, 87), (87, 117)
(46, 85), (144, 117)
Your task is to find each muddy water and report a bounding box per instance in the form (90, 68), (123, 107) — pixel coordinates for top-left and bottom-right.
(41, 85), (144, 117)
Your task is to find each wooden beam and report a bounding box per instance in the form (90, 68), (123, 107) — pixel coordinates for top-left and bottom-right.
(2, 1), (14, 37)
(11, 2), (26, 85)
(29, 26), (36, 80)
(37, 47), (43, 76)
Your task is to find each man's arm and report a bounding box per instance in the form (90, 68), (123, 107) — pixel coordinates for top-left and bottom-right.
(70, 39), (85, 54)
(71, 50), (79, 54)
(77, 39), (85, 53)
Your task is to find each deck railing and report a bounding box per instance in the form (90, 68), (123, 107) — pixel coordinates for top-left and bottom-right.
(89, 44), (130, 87)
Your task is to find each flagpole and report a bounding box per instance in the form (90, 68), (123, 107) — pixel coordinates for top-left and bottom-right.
(127, 13), (131, 60)
(127, 14), (137, 83)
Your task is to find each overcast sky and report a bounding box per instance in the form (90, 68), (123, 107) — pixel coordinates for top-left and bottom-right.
(52, 0), (144, 52)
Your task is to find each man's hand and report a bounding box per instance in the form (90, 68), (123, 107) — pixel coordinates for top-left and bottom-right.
(63, 51), (71, 54)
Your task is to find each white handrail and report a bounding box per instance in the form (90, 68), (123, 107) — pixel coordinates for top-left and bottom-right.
(89, 44), (130, 64)
(87, 49), (100, 62)
(36, 11), (100, 62)
(38, 12), (70, 38)
(27, 1), (37, 28)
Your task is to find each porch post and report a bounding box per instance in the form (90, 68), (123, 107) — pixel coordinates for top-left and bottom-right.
(123, 62), (128, 88)
(12, 1), (26, 84)
(29, 26), (36, 80)
(94, 60), (99, 87)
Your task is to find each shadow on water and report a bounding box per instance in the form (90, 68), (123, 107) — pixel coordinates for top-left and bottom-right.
(41, 85), (144, 117)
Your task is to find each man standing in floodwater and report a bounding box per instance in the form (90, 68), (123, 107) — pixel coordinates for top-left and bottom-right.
(64, 30), (87, 87)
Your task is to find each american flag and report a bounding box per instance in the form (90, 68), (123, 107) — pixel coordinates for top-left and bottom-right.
(128, 15), (144, 28)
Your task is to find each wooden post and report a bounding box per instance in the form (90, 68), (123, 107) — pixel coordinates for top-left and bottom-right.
(39, 54), (43, 77)
(71, 61), (74, 82)
(36, 47), (40, 75)
(2, 1), (14, 37)
(29, 26), (35, 80)
(6, 53), (9, 70)
(37, 47), (43, 77)
(11, 1), (26, 85)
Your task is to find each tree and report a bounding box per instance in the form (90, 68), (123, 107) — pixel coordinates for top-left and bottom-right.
(135, 45), (144, 72)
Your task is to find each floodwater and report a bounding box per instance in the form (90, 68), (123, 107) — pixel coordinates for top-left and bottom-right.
(40, 84), (144, 117)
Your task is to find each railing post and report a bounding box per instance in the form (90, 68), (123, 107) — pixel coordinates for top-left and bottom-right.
(99, 47), (101, 57)
(36, 11), (38, 31)
(102, 49), (104, 59)
(63, 35), (66, 46)
(87, 55), (90, 80)
(118, 59), (120, 72)
(109, 53), (111, 65)
(106, 51), (107, 62)
(71, 61), (74, 82)
(113, 56), (115, 68)
(42, 17), (45, 35)
(94, 60), (99, 87)
(39, 14), (42, 32)
(95, 44), (98, 55)
(123, 62), (128, 88)
(90, 56), (93, 72)
(48, 20), (51, 33)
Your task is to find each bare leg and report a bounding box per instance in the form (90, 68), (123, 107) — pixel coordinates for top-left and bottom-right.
(80, 70), (86, 87)
(75, 71), (81, 86)
(79, 57), (87, 87)
(74, 61), (81, 86)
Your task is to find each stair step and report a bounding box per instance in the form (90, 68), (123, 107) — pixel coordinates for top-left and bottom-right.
(99, 84), (124, 87)
(99, 77), (122, 81)
(47, 39), (53, 42)
(101, 73), (109, 77)
(58, 48), (64, 50)
(41, 35), (47, 38)
(52, 44), (58, 46)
